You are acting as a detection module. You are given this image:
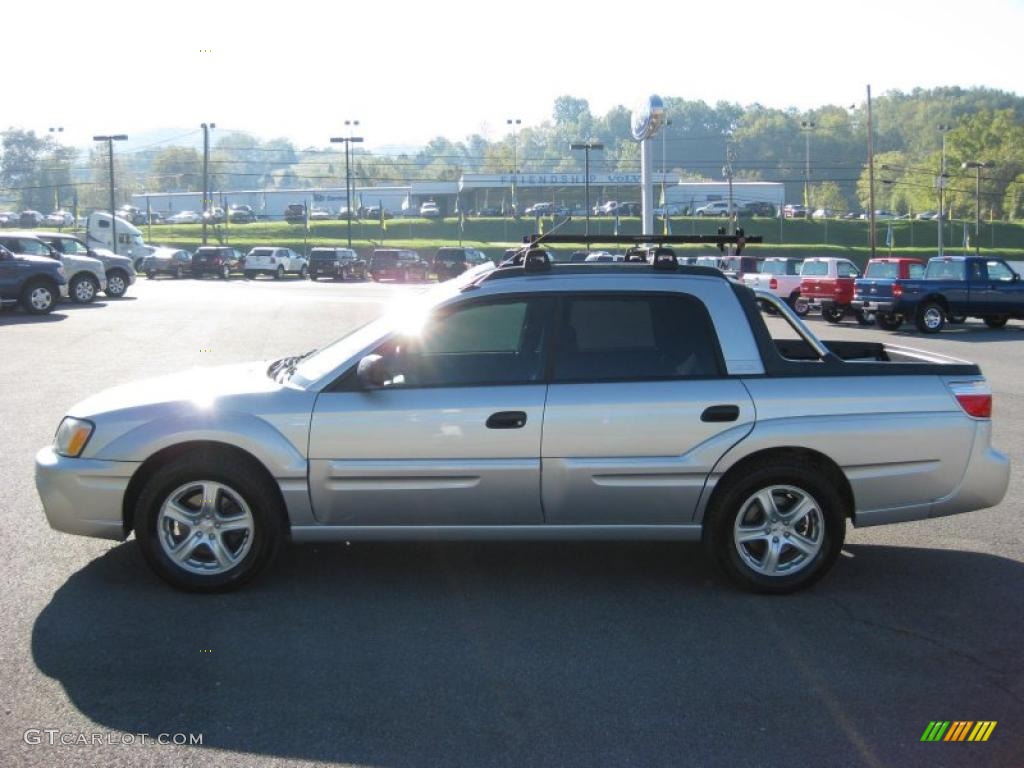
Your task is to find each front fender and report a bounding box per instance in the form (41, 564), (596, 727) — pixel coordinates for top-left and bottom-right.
(90, 407), (311, 480)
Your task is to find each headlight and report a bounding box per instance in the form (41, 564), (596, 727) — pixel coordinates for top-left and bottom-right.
(54, 417), (94, 458)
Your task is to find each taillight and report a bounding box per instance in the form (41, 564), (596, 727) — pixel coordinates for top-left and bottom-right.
(950, 381), (992, 418)
(892, 283), (903, 298)
(769, 277), (778, 289)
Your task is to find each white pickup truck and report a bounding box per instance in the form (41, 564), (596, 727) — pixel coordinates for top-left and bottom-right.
(743, 257), (808, 316)
(243, 247), (309, 280)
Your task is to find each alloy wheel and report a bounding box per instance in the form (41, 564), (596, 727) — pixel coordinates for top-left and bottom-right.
(732, 485), (824, 577)
(156, 481), (255, 576)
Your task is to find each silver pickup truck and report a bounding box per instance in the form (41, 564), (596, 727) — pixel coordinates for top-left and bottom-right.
(35, 255), (1009, 593)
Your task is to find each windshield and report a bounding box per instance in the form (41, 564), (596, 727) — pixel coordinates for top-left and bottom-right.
(291, 263), (495, 386)
(372, 253), (399, 266)
(865, 261), (899, 279)
(435, 250), (464, 263)
(761, 260), (801, 276)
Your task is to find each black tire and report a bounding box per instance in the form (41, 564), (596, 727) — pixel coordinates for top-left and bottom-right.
(20, 278), (58, 314)
(299, 264), (308, 279)
(703, 459), (847, 594)
(134, 449), (284, 592)
(244, 271), (255, 280)
(275, 265), (284, 280)
(310, 274), (318, 282)
(876, 312), (903, 331)
(147, 270), (156, 280)
(220, 265), (230, 280)
(105, 269), (128, 298)
(822, 306), (845, 324)
(916, 301), (946, 334)
(69, 274), (98, 304)
(174, 266), (184, 280)
(948, 315), (967, 324)
(854, 308), (872, 326)
(789, 294), (810, 317)
(983, 315), (1009, 329)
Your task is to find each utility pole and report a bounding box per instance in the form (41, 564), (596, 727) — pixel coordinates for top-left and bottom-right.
(570, 142), (604, 247)
(963, 161), (995, 257)
(937, 124), (951, 256)
(866, 85), (877, 258)
(330, 121), (363, 248)
(800, 119), (816, 211)
(93, 134), (127, 254)
(201, 122), (215, 245)
(723, 142), (735, 253)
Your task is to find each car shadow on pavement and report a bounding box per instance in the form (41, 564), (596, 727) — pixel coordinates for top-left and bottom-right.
(32, 541), (1024, 767)
(0, 311), (67, 325)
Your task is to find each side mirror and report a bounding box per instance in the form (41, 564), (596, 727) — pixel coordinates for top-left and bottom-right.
(356, 354), (391, 388)
(1013, 273), (1020, 282)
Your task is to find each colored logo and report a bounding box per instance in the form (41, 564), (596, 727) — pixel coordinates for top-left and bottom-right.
(921, 721), (997, 742)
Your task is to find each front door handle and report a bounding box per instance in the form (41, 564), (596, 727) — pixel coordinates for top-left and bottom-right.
(701, 405), (740, 423)
(486, 411), (527, 429)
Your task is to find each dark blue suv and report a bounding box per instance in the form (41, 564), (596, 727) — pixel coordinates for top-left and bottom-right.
(0, 242), (67, 314)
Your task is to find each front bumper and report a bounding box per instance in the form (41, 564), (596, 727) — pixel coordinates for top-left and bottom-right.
(35, 446), (139, 541)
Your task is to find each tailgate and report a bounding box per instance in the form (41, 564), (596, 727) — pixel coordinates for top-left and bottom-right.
(855, 278), (895, 300)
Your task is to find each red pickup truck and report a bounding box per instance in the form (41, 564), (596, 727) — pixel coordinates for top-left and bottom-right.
(799, 257), (868, 324)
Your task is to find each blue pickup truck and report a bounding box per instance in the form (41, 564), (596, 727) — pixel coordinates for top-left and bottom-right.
(0, 242), (68, 314)
(891, 255), (1024, 333)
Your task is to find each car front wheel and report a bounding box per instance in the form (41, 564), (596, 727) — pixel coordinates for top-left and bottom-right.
(134, 451), (283, 592)
(105, 270), (128, 298)
(789, 295), (809, 317)
(70, 275), (98, 303)
(876, 312), (903, 331)
(704, 461), (847, 593)
(20, 279), (58, 314)
(299, 264), (308, 279)
(984, 315), (1009, 329)
(275, 265), (284, 280)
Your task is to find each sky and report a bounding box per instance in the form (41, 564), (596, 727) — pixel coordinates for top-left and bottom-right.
(12, 0), (1024, 152)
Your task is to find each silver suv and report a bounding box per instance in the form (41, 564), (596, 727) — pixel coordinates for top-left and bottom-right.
(36, 232), (136, 298)
(35, 258), (1008, 593)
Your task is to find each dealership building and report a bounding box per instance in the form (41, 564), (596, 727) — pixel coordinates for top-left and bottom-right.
(132, 175), (784, 220)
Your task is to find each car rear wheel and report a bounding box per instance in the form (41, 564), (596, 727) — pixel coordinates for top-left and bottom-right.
(704, 461), (847, 594)
(916, 302), (945, 333)
(299, 264), (308, 279)
(20, 279), (58, 314)
(147, 270), (156, 279)
(984, 315), (1009, 329)
(876, 312), (903, 331)
(822, 306), (845, 323)
(220, 265), (230, 280)
(70, 274), (98, 304)
(134, 451), (283, 592)
(174, 266), (184, 280)
(244, 271), (255, 280)
(853, 308), (872, 326)
(105, 270), (128, 298)
(275, 266), (284, 280)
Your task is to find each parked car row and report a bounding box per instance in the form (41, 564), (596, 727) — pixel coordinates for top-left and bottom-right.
(0, 231), (136, 314)
(136, 245), (495, 284)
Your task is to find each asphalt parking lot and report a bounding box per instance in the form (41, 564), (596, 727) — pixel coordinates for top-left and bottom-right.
(2, 276), (1023, 767)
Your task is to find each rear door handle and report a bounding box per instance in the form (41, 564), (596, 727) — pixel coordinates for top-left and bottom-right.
(701, 405), (740, 423)
(486, 411), (528, 429)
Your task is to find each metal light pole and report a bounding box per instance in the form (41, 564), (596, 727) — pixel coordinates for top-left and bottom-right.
(330, 120), (363, 248)
(937, 124), (951, 256)
(866, 85), (877, 258)
(201, 122), (215, 245)
(962, 161), (995, 256)
(800, 119), (816, 211)
(570, 142), (604, 246)
(507, 118), (521, 214)
(48, 127), (64, 217)
(661, 118), (672, 214)
(93, 134), (127, 254)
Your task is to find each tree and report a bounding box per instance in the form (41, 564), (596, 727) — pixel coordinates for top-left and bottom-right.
(0, 129), (75, 212)
(808, 181), (849, 213)
(148, 147), (201, 192)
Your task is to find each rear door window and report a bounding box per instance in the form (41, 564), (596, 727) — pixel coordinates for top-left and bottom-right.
(801, 261), (828, 276)
(553, 294), (722, 382)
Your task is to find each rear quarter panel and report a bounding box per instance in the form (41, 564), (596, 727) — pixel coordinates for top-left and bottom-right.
(699, 375), (976, 519)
